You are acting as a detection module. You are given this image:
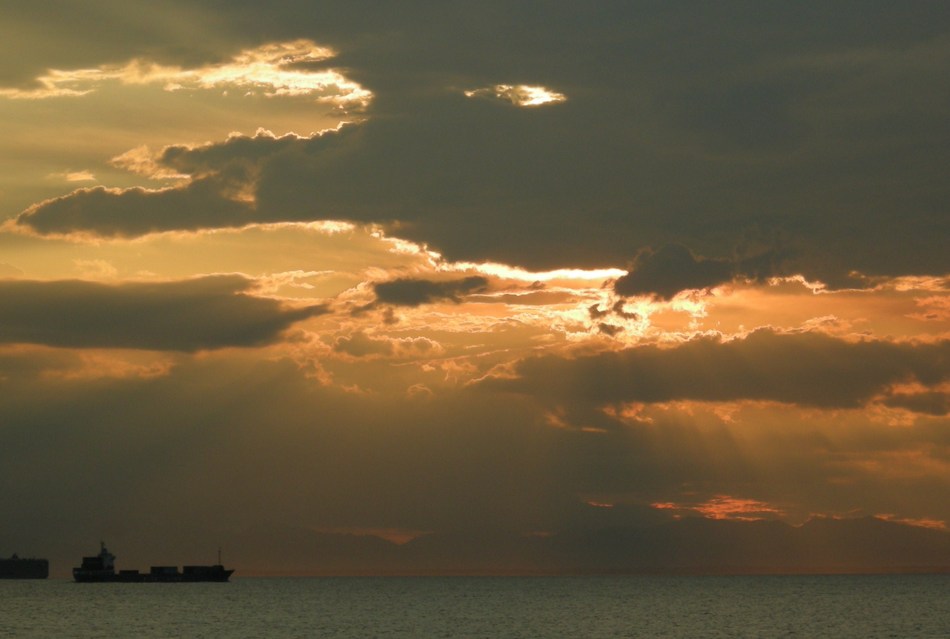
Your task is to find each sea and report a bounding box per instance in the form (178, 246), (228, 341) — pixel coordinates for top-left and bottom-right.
(1, 575), (947, 638)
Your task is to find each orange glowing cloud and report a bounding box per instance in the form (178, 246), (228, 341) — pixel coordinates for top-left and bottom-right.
(874, 514), (947, 532)
(652, 495), (785, 521)
(695, 495), (786, 520)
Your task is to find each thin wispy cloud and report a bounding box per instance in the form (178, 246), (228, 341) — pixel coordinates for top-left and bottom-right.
(0, 39), (371, 108)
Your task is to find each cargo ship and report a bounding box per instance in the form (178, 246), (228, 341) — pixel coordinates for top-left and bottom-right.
(73, 542), (233, 583)
(0, 553), (49, 579)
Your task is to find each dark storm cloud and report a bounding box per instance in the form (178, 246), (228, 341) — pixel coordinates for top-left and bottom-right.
(613, 244), (781, 299)
(244, 1), (950, 285)
(9, 1), (950, 283)
(372, 276), (489, 307)
(0, 276), (326, 351)
(487, 330), (950, 410)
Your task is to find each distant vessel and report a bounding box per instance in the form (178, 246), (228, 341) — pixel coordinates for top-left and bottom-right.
(73, 542), (233, 583)
(0, 553), (49, 579)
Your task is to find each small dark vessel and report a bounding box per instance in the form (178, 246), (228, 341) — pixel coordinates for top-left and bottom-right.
(0, 553), (49, 579)
(73, 542), (233, 583)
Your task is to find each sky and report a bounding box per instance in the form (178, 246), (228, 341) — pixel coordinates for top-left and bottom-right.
(1, 1), (948, 575)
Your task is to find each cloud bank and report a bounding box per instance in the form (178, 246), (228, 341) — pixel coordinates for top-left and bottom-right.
(6, 3), (948, 288)
(0, 276), (326, 351)
(489, 329), (949, 412)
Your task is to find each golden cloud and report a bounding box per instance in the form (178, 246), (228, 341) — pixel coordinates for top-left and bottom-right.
(0, 39), (371, 109)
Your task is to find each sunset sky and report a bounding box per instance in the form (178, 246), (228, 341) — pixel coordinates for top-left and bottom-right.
(1, 1), (948, 574)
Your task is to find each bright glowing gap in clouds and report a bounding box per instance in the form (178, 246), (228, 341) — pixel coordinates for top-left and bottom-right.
(653, 495), (785, 521)
(464, 84), (567, 107)
(0, 39), (372, 109)
(47, 171), (97, 183)
(874, 514), (947, 531)
(444, 261), (626, 283)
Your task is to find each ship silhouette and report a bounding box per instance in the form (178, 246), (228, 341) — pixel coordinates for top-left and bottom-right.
(73, 542), (233, 582)
(0, 553), (48, 579)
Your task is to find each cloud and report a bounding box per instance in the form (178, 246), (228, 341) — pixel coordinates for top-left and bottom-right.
(468, 290), (579, 306)
(156, 129), (323, 179)
(143, 53), (945, 288)
(15, 128), (350, 237)
(333, 330), (440, 359)
(464, 84), (567, 107)
(0, 1), (231, 87)
(486, 329), (950, 410)
(614, 244), (781, 299)
(9, 4), (949, 289)
(0, 39), (370, 107)
(46, 171), (97, 183)
(333, 331), (393, 358)
(0, 339), (946, 575)
(883, 390), (950, 417)
(597, 323), (624, 337)
(0, 345), (87, 381)
(16, 181), (255, 237)
(0, 345), (173, 383)
(0, 275), (326, 351)
(653, 495), (786, 522)
(2, 0), (950, 578)
(372, 276), (489, 307)
(615, 244), (732, 299)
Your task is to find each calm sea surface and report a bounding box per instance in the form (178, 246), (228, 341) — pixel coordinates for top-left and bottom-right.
(1, 575), (947, 638)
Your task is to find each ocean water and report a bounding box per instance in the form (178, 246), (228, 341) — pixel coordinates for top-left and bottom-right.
(1, 575), (947, 638)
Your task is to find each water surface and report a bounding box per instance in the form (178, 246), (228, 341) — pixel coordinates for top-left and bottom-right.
(1, 574), (947, 638)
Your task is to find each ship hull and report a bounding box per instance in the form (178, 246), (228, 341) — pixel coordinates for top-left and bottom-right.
(0, 558), (49, 579)
(73, 566), (233, 583)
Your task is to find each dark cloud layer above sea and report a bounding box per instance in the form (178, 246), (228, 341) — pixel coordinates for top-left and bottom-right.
(487, 329), (950, 412)
(0, 276), (325, 351)
(1, 350), (947, 575)
(7, 1), (950, 291)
